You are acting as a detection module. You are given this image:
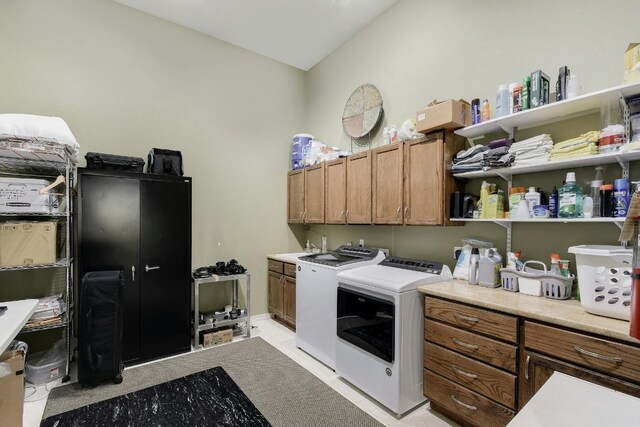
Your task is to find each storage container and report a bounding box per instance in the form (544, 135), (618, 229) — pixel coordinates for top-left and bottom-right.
(568, 245), (632, 320)
(25, 340), (66, 385)
(0, 177), (55, 213)
(500, 261), (573, 298)
(0, 221), (57, 267)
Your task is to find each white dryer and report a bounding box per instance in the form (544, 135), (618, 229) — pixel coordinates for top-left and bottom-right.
(335, 256), (452, 416)
(296, 246), (385, 370)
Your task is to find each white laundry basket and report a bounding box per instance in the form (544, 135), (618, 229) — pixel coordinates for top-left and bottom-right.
(568, 245), (633, 321)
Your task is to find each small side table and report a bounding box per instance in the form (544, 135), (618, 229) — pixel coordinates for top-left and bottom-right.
(192, 273), (251, 349)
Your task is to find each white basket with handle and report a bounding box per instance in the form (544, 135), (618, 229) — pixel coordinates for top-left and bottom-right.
(500, 261), (573, 298)
(568, 245), (632, 320)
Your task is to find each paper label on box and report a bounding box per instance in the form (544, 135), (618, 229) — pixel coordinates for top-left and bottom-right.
(49, 367), (59, 378)
(417, 112), (426, 121)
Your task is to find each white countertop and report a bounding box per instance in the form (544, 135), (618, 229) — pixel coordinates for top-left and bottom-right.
(267, 252), (309, 264)
(419, 280), (639, 345)
(0, 299), (38, 352)
(509, 372), (640, 426)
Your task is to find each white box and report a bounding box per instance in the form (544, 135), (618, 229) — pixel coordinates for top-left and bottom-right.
(0, 177), (54, 213)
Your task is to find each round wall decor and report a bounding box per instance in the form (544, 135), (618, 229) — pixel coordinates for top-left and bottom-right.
(342, 83), (383, 139)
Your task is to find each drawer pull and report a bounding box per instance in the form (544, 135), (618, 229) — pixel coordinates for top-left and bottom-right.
(573, 346), (623, 364)
(452, 365), (477, 380)
(453, 313), (480, 323)
(452, 338), (479, 350)
(525, 355), (530, 381)
(450, 394), (477, 411)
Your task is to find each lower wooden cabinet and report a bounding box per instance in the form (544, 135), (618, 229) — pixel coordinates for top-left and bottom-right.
(267, 258), (296, 329)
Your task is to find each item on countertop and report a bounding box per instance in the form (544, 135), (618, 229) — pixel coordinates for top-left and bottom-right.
(453, 244), (473, 280)
(291, 133), (314, 170)
(147, 148), (183, 176)
(382, 127), (390, 145)
(397, 119), (424, 141)
(568, 245), (632, 321)
(532, 204), (550, 219)
(525, 187), (541, 217)
(478, 249), (502, 288)
(512, 83), (523, 113)
(522, 76), (531, 110)
(530, 70), (550, 108)
(558, 259), (571, 277)
(550, 186), (559, 218)
(582, 196), (594, 218)
(496, 84), (509, 118)
(502, 260), (550, 296)
(481, 99), (490, 122)
(85, 152), (144, 172)
(506, 251), (524, 271)
(549, 131), (599, 160)
(416, 99), (472, 133)
(468, 248), (480, 285)
(613, 178), (631, 218)
(558, 172), (583, 218)
(471, 98), (480, 125)
(306, 240), (311, 253)
(599, 125), (625, 153)
(550, 253), (561, 275)
(556, 66), (570, 101)
(321, 236), (327, 254)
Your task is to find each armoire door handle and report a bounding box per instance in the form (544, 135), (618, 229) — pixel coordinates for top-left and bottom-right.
(145, 265), (160, 272)
(131, 266), (135, 282)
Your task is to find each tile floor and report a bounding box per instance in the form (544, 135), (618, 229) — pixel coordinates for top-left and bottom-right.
(23, 317), (457, 426)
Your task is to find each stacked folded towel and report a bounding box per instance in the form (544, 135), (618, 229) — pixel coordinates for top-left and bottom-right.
(452, 144), (488, 173)
(508, 134), (553, 166)
(482, 145), (515, 169)
(549, 131), (600, 161)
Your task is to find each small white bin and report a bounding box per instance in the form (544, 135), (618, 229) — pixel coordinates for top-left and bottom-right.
(568, 245), (632, 321)
(25, 339), (66, 384)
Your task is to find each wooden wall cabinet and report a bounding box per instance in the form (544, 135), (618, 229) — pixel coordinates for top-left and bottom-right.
(372, 143), (404, 224)
(346, 151), (372, 224)
(287, 164), (325, 224)
(267, 258), (296, 329)
(325, 158), (347, 224)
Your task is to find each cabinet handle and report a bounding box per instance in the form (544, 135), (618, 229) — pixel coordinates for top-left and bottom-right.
(396, 207), (401, 221)
(452, 338), (479, 350)
(573, 346), (623, 364)
(345, 210), (350, 222)
(452, 365), (477, 379)
(525, 355), (531, 380)
(303, 211), (307, 221)
(145, 265), (160, 272)
(340, 210), (345, 221)
(299, 211), (303, 221)
(131, 266), (135, 282)
(404, 206), (409, 219)
(453, 313), (480, 323)
(450, 394), (477, 411)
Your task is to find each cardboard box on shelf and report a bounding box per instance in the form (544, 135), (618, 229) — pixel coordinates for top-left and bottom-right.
(0, 350), (26, 427)
(0, 177), (56, 213)
(624, 43), (640, 84)
(201, 328), (233, 348)
(0, 221), (57, 267)
(416, 99), (471, 134)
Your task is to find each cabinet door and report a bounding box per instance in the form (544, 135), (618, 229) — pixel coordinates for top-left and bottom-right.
(304, 163), (325, 223)
(283, 276), (296, 327)
(404, 134), (444, 225)
(268, 271), (283, 318)
(140, 178), (192, 360)
(372, 144), (404, 224)
(78, 173), (141, 363)
(325, 159), (347, 224)
(287, 170), (305, 223)
(520, 351), (640, 409)
(346, 152), (372, 224)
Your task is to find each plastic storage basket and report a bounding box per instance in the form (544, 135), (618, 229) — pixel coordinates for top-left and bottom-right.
(25, 339), (66, 385)
(500, 261), (574, 299)
(568, 245), (632, 320)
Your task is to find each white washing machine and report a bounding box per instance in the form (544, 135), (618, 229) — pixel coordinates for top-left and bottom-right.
(296, 246), (385, 370)
(335, 256), (452, 416)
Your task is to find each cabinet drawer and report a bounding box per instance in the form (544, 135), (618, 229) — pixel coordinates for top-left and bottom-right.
(268, 259), (284, 274)
(424, 369), (514, 427)
(425, 342), (516, 409)
(284, 263), (296, 278)
(425, 319), (517, 373)
(425, 296), (518, 343)
(525, 321), (640, 383)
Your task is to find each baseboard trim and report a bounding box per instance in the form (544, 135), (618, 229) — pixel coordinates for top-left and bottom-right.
(250, 313), (272, 323)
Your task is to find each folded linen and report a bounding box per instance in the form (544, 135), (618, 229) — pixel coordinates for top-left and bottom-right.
(0, 114), (79, 156)
(550, 144), (598, 160)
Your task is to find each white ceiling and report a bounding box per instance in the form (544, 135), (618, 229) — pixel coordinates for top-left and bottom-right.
(113, 0), (399, 70)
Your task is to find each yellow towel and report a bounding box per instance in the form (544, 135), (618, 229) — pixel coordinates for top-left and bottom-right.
(552, 131), (600, 151)
(550, 144), (598, 160)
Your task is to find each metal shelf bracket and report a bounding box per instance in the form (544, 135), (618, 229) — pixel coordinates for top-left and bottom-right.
(615, 155), (630, 179)
(498, 124), (514, 139)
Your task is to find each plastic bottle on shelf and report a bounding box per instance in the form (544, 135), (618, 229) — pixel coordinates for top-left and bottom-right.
(525, 187), (541, 217)
(508, 82), (518, 114)
(613, 178), (631, 217)
(583, 196), (594, 218)
(481, 99), (491, 122)
(558, 172), (583, 218)
(590, 167), (604, 218)
(549, 186), (559, 218)
(496, 84), (509, 118)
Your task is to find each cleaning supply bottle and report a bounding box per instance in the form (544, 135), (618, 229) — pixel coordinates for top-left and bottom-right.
(613, 178), (631, 218)
(390, 125), (398, 144)
(550, 186), (559, 218)
(525, 187), (541, 217)
(496, 84), (509, 117)
(591, 167), (604, 218)
(478, 249), (502, 288)
(382, 127), (390, 145)
(468, 248), (480, 285)
(481, 99), (491, 122)
(558, 172), (583, 218)
(306, 240), (311, 253)
(550, 253), (561, 275)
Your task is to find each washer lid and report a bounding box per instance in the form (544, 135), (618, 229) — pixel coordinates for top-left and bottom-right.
(337, 263), (452, 292)
(568, 245), (633, 256)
